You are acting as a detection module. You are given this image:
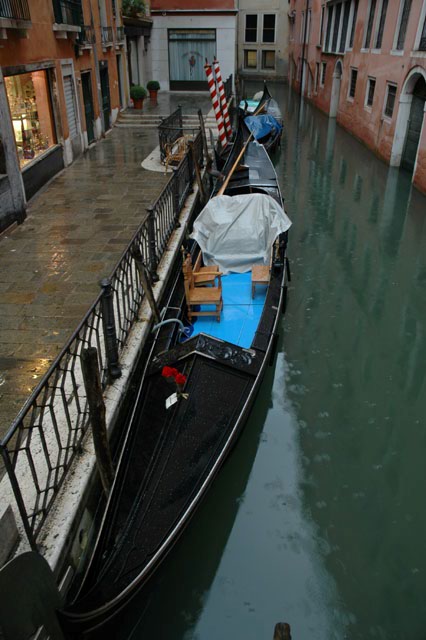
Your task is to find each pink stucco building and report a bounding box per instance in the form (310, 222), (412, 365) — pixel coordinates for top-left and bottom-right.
(288, 0), (426, 195)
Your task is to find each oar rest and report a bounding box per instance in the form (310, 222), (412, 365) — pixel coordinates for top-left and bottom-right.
(193, 251), (220, 286)
(182, 254), (223, 323)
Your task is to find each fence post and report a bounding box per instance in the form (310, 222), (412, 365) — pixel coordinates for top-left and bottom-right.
(172, 175), (181, 227)
(100, 278), (122, 380)
(147, 205), (160, 282)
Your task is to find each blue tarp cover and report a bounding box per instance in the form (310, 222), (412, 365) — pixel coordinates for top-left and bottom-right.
(244, 114), (283, 141)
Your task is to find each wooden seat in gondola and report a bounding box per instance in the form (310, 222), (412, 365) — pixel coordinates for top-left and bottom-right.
(192, 251), (220, 286)
(182, 253), (223, 322)
(164, 135), (189, 173)
(251, 265), (270, 298)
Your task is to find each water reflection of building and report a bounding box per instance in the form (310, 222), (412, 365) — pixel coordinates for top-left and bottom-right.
(0, 0), (149, 233)
(288, 0), (426, 196)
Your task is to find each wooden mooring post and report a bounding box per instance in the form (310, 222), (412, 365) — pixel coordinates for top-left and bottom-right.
(273, 622), (292, 639)
(81, 347), (114, 495)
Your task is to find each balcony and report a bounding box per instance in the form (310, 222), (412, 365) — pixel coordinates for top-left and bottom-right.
(52, 0), (82, 39)
(101, 25), (113, 49)
(76, 24), (94, 52)
(0, 0), (31, 37)
(115, 25), (125, 48)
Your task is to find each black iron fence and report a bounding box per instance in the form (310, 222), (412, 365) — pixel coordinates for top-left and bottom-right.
(0, 132), (203, 550)
(52, 0), (83, 25)
(0, 0), (30, 20)
(158, 106), (183, 163)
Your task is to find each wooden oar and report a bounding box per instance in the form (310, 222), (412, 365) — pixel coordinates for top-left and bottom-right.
(217, 131), (253, 196)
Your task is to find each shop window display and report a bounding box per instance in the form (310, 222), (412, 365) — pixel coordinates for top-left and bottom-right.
(5, 71), (56, 168)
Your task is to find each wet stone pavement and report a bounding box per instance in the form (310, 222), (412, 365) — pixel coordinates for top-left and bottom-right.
(0, 125), (172, 436)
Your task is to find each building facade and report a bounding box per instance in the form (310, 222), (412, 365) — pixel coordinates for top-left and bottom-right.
(288, 0), (426, 195)
(149, 0), (237, 91)
(0, 0), (146, 232)
(237, 0), (289, 82)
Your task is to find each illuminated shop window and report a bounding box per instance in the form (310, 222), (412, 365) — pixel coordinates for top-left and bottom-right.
(5, 71), (56, 169)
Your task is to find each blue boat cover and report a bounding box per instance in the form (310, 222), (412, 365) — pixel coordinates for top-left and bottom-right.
(244, 114), (283, 141)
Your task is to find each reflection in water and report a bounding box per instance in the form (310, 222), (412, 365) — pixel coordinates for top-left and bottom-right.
(110, 84), (426, 640)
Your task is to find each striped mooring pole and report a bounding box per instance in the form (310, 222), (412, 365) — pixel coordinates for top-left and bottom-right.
(213, 57), (232, 141)
(204, 61), (228, 149)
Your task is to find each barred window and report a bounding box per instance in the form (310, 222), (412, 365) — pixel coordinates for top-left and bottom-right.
(364, 0), (377, 48)
(321, 62), (327, 86)
(384, 84), (397, 118)
(375, 0), (388, 48)
(349, 68), (358, 98)
(396, 0), (412, 50)
(245, 15), (257, 43)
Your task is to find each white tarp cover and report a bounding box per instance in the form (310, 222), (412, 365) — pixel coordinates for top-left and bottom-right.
(190, 194), (292, 274)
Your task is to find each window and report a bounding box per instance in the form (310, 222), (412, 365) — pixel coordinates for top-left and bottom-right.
(325, 6), (333, 51)
(384, 83), (397, 118)
(321, 62), (327, 87)
(339, 1), (351, 52)
(349, 68), (358, 98)
(349, 0), (359, 48)
(332, 3), (342, 52)
(319, 6), (325, 45)
(263, 14), (275, 43)
(315, 62), (320, 92)
(395, 0), (412, 50)
(364, 0), (377, 48)
(375, 0), (388, 48)
(5, 71), (57, 169)
(418, 13), (426, 50)
(245, 14), (257, 43)
(244, 50), (257, 68)
(262, 50), (275, 70)
(366, 77), (376, 107)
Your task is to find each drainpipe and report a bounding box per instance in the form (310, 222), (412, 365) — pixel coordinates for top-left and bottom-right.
(300, 0), (309, 97)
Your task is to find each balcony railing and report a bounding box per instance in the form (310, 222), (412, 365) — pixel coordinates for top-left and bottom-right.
(77, 25), (95, 45)
(0, 0), (31, 21)
(101, 25), (113, 44)
(116, 25), (125, 41)
(52, 0), (82, 26)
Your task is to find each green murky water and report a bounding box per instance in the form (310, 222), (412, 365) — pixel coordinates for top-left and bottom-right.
(111, 85), (426, 640)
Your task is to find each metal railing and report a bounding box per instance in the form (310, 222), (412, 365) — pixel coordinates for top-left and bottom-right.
(77, 24), (95, 45)
(158, 106), (183, 163)
(0, 0), (30, 20)
(101, 25), (113, 44)
(52, 0), (82, 26)
(0, 132), (203, 550)
(116, 25), (125, 41)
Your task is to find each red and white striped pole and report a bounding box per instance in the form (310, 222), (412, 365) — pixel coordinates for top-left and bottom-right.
(204, 61), (228, 149)
(213, 57), (232, 141)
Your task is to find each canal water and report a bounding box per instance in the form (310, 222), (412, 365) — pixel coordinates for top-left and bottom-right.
(107, 84), (426, 639)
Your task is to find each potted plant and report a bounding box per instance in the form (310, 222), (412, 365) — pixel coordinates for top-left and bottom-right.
(147, 80), (160, 102)
(122, 0), (145, 17)
(130, 84), (147, 110)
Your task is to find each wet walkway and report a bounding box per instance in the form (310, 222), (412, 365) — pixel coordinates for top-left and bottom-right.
(0, 92), (212, 435)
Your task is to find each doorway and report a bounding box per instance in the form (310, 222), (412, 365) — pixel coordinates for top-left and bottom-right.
(329, 60), (342, 118)
(99, 62), (111, 132)
(81, 72), (95, 144)
(401, 76), (426, 173)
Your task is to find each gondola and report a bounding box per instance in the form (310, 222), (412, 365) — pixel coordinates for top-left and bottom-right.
(215, 83), (283, 169)
(61, 120), (292, 634)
